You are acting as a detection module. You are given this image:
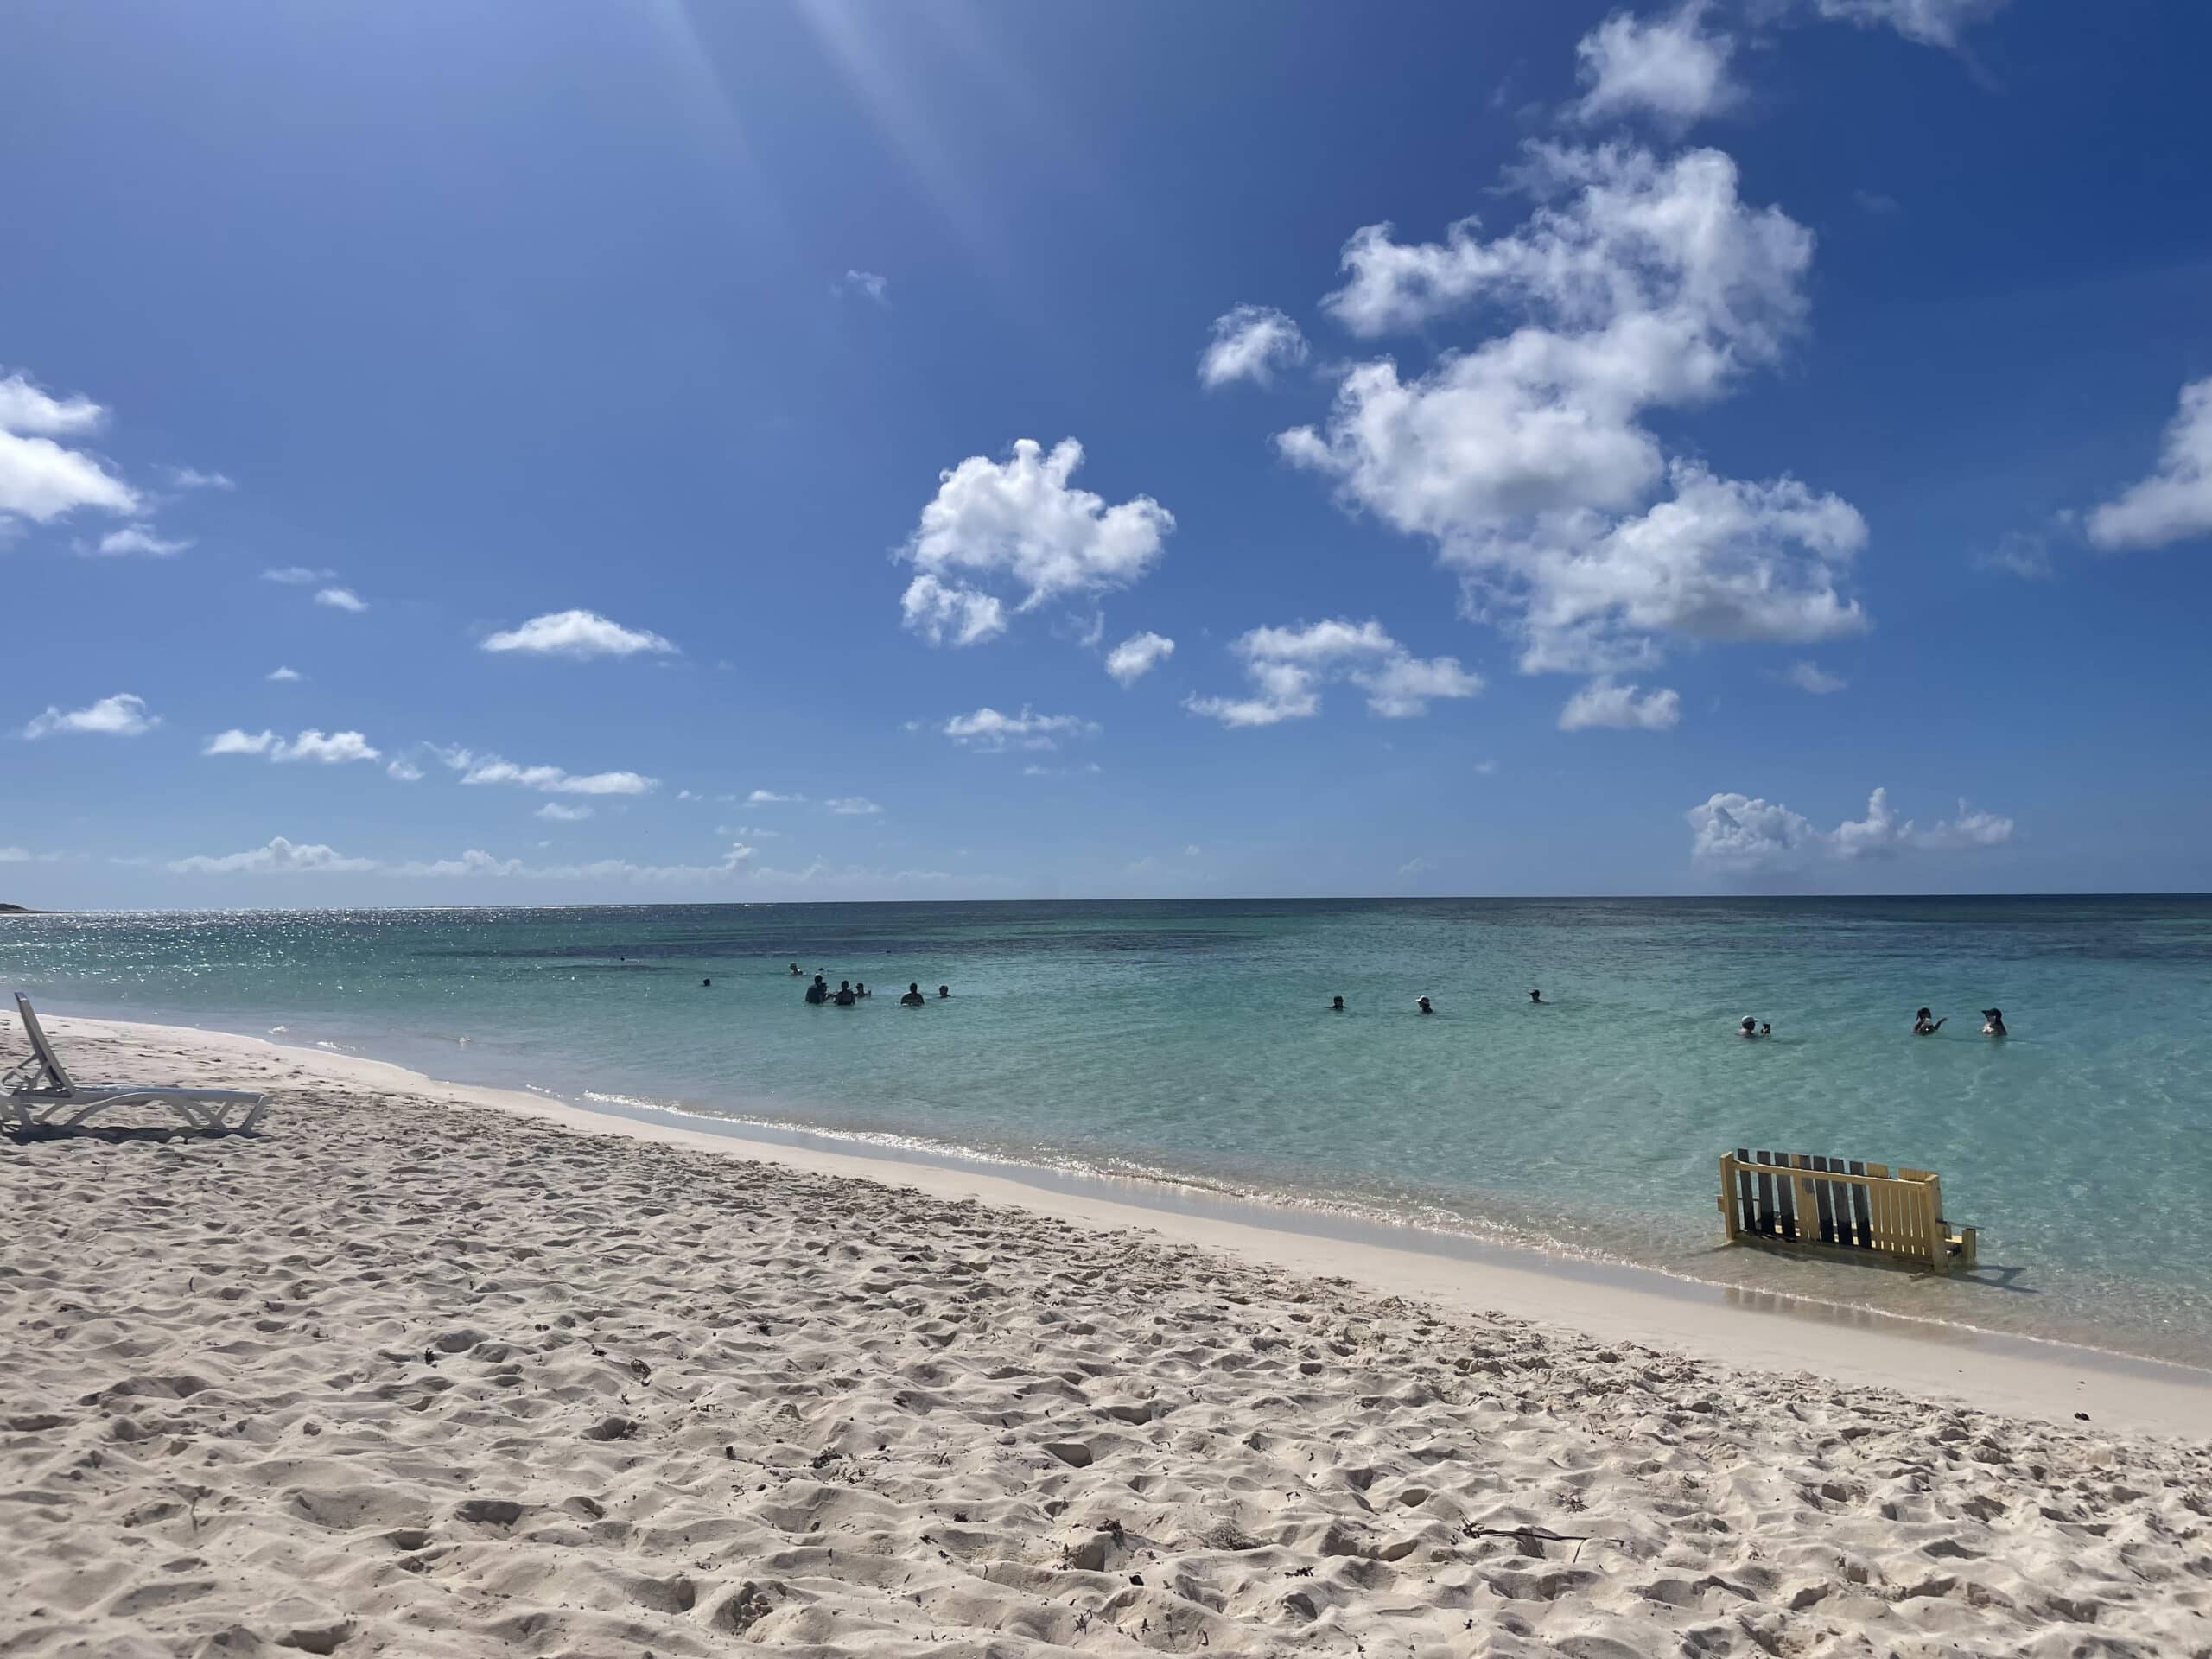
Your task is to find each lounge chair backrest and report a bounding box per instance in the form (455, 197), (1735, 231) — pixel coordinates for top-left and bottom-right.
(13, 994), (73, 1093)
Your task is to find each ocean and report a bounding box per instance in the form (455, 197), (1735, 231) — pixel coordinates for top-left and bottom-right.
(5, 897), (2210, 1367)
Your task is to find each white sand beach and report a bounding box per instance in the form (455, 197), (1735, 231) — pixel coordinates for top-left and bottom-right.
(3, 1014), (2209, 1659)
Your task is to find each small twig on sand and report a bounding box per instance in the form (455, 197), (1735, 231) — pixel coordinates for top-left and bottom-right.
(1464, 1525), (1611, 1563)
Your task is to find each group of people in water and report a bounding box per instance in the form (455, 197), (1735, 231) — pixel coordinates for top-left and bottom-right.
(1734, 1007), (2006, 1039)
(779, 960), (2012, 1037)
(792, 963), (950, 1009)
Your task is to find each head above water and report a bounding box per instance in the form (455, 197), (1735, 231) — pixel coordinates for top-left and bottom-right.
(1916, 1007), (1932, 1020)
(909, 982), (919, 994)
(1983, 1008), (2003, 1020)
(840, 981), (850, 990)
(1331, 995), (1344, 1010)
(1741, 1016), (1757, 1032)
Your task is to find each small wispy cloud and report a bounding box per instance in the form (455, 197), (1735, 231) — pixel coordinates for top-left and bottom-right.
(826, 797), (883, 816)
(262, 566), (334, 585)
(1105, 631), (1175, 686)
(267, 666), (303, 683)
(315, 587), (368, 613)
(834, 269), (890, 305)
(1559, 677), (1681, 732)
(1975, 530), (2054, 580)
(80, 524), (191, 558)
(167, 466), (235, 491)
(22, 693), (158, 740)
(536, 802), (593, 822)
(1783, 660), (1847, 695)
(941, 706), (1100, 751)
(437, 747), (658, 797)
(747, 789), (805, 805)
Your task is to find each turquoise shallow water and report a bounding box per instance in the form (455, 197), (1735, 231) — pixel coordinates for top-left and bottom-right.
(5, 898), (2210, 1366)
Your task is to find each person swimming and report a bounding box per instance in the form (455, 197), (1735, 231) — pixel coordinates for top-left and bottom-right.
(1415, 995), (1434, 1015)
(804, 974), (829, 1006)
(702, 977), (712, 988)
(1529, 989), (1544, 1004)
(855, 981), (871, 999)
(1330, 995), (1345, 1012)
(1739, 1015), (1761, 1038)
(1760, 1022), (1771, 1037)
(788, 963), (802, 976)
(1914, 1007), (1946, 1034)
(1982, 1007), (2006, 1037)
(899, 982), (927, 1007)
(833, 980), (857, 1007)
(938, 984), (950, 999)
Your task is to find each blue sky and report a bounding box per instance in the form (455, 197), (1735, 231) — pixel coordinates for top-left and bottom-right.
(4, 0), (2211, 905)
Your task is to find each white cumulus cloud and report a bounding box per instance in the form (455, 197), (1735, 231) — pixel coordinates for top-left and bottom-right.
(1573, 3), (1741, 128)
(0, 372), (105, 436)
(23, 693), (157, 740)
(386, 759), (424, 782)
(1198, 305), (1310, 390)
(0, 370), (140, 524)
(1559, 676), (1681, 730)
(1186, 618), (1482, 727)
(1285, 143), (1864, 678)
(169, 836), (378, 874)
(268, 666), (304, 683)
(480, 608), (678, 659)
(898, 438), (1173, 646)
(315, 587), (367, 613)
(1688, 785), (2013, 869)
(2087, 377), (2212, 552)
(1105, 630), (1176, 686)
(204, 728), (380, 765)
(941, 706), (1100, 751)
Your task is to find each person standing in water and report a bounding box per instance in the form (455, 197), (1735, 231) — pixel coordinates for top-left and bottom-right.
(1982, 1007), (2007, 1037)
(1739, 1016), (1762, 1039)
(1415, 995), (1434, 1015)
(938, 984), (950, 999)
(899, 982), (927, 1007)
(1329, 995), (1345, 1012)
(804, 974), (829, 1006)
(833, 980), (857, 1007)
(1913, 1007), (1946, 1034)
(1529, 989), (1545, 1004)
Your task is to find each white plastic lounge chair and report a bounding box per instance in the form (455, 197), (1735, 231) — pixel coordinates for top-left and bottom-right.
(4, 993), (265, 1133)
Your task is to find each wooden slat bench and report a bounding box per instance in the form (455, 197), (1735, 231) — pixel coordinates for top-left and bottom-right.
(1719, 1148), (1978, 1273)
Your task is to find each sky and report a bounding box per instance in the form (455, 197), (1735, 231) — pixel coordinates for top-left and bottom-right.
(4, 0), (2211, 906)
